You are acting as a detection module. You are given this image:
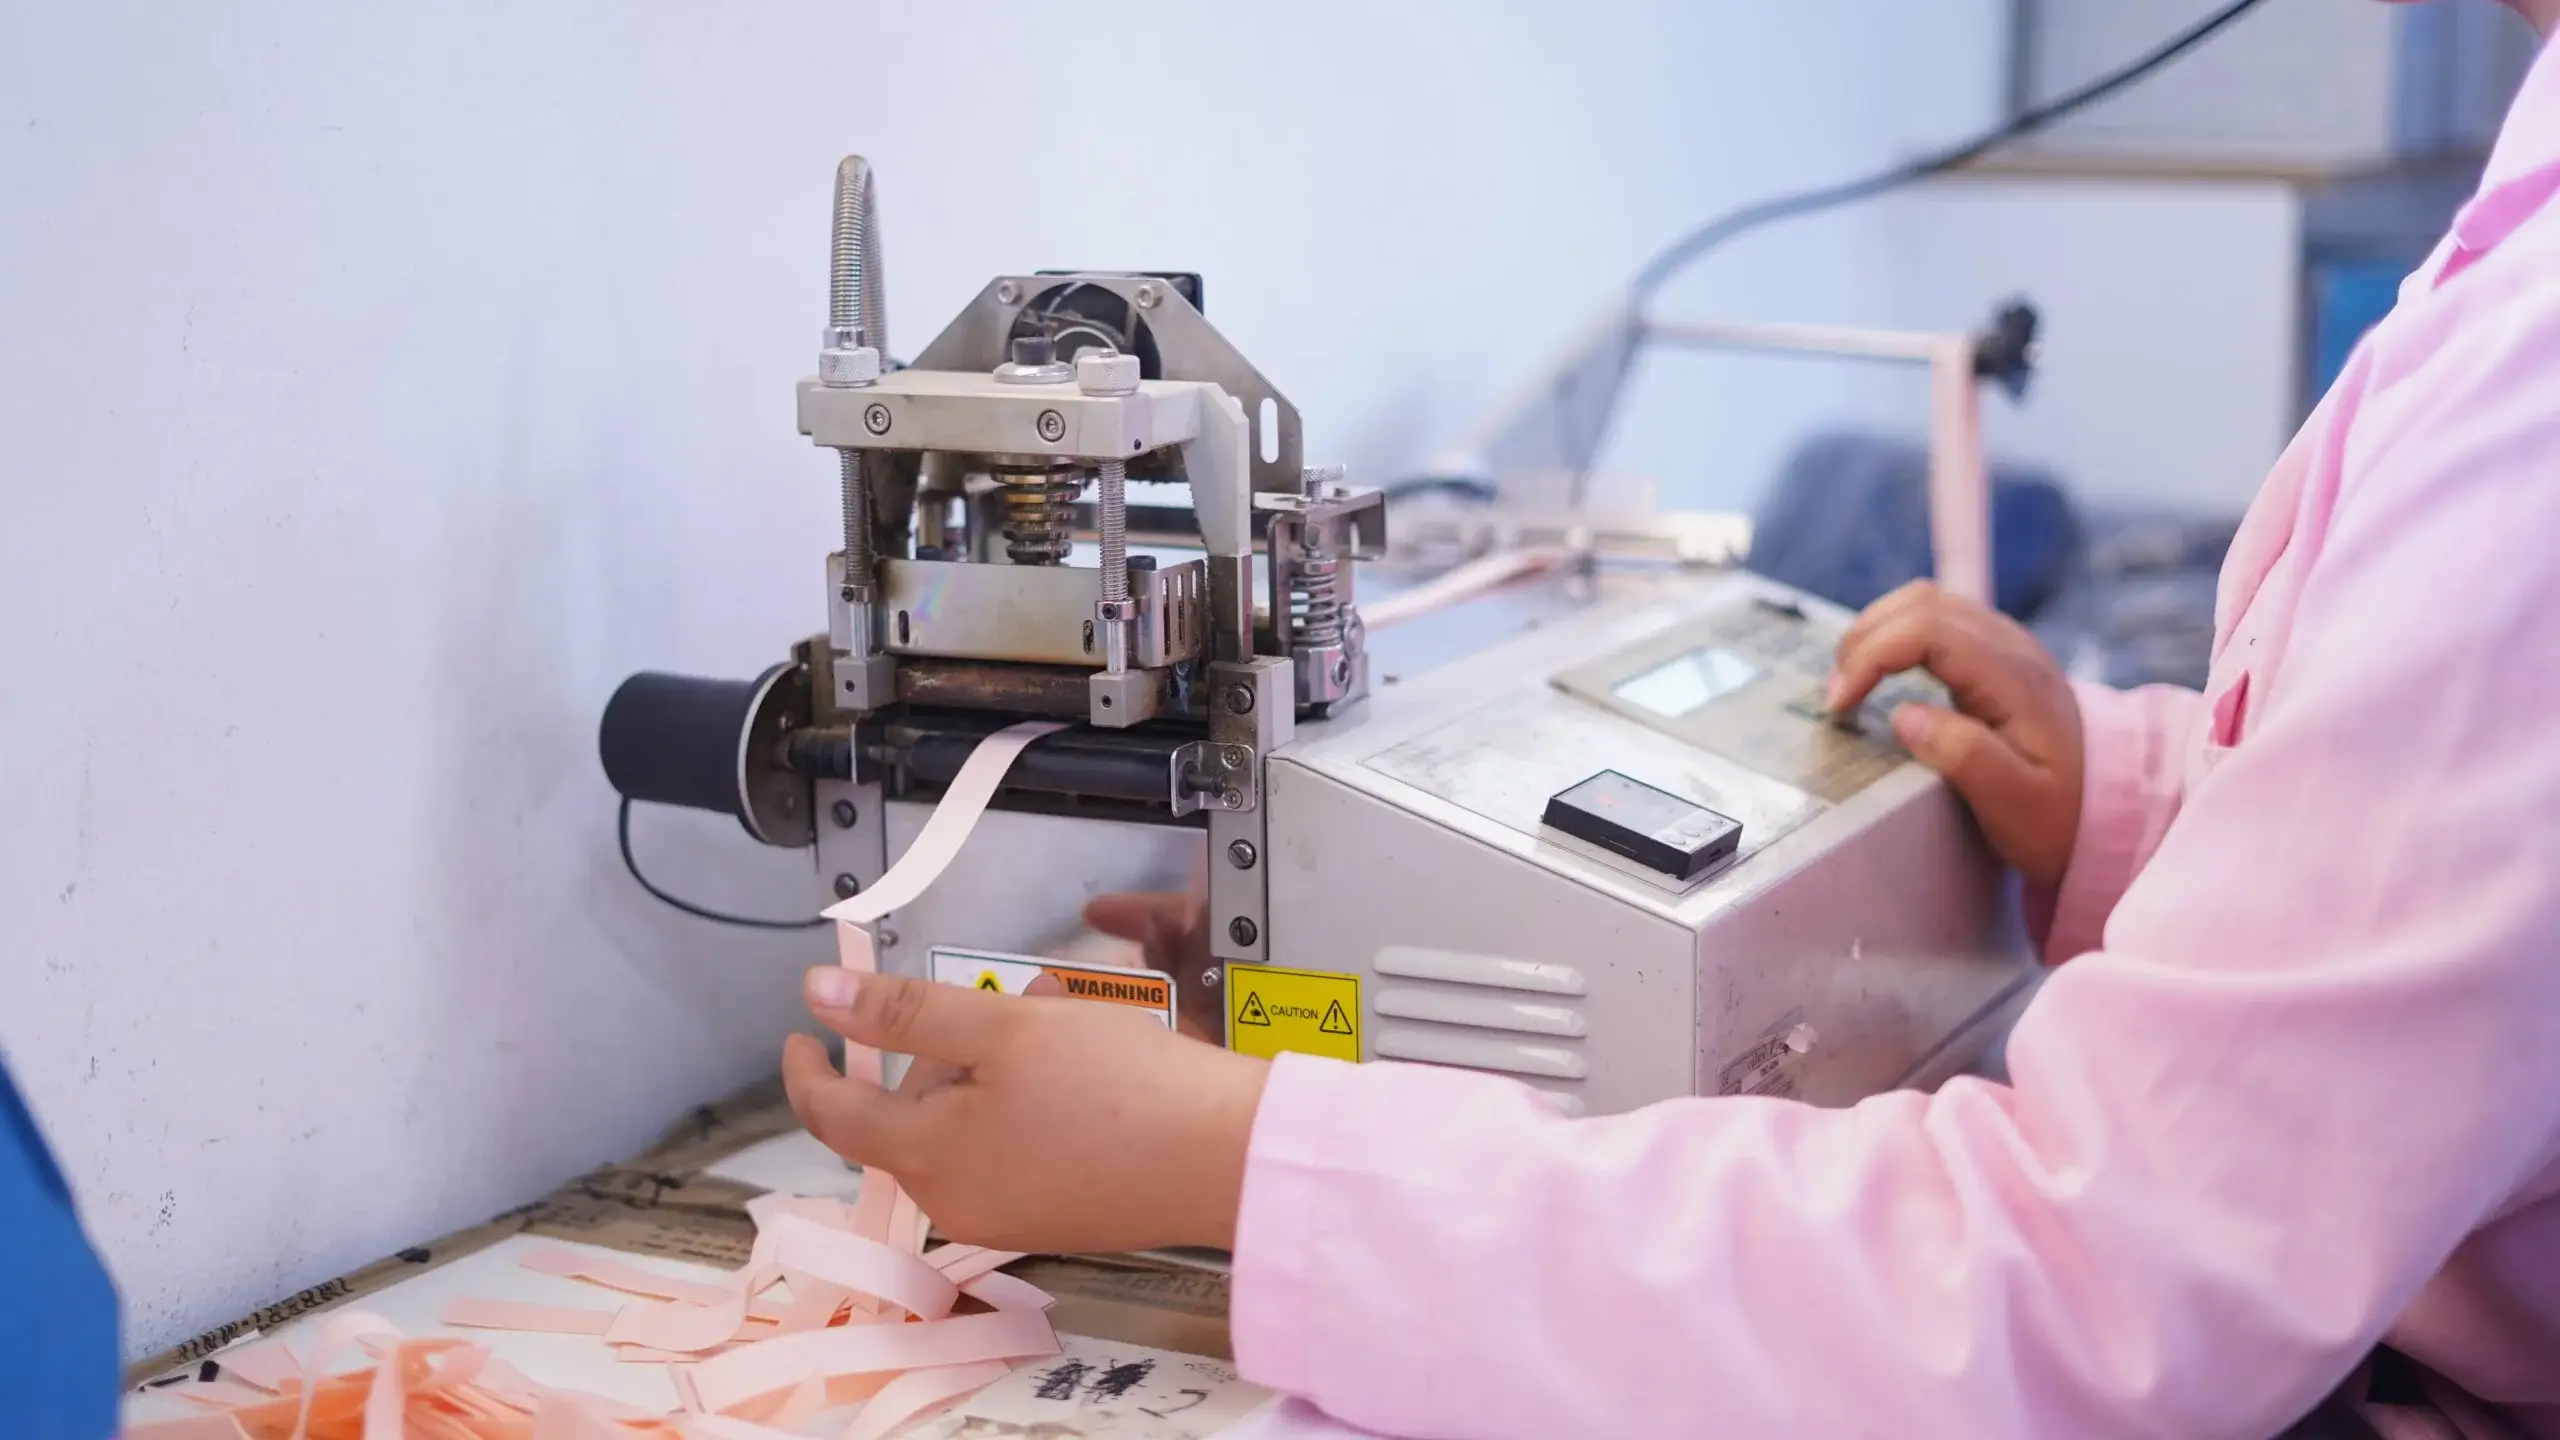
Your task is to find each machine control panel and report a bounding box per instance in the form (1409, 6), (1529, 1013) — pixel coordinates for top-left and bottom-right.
(1542, 770), (1743, 881)
(1552, 591), (1947, 804)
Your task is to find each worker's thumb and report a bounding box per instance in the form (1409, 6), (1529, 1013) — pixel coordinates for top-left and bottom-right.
(1890, 703), (2037, 813)
(803, 966), (999, 1065)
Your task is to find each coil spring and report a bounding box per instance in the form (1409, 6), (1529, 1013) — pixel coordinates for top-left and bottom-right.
(1290, 545), (1344, 648)
(993, 465), (1083, 565)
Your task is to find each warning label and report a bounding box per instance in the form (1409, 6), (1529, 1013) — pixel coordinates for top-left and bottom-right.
(1716, 1010), (1807, 1100)
(1225, 963), (1360, 1063)
(928, 947), (1176, 1028)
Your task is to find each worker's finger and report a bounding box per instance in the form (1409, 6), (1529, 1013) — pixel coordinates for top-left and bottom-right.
(1024, 973), (1067, 998)
(802, 966), (1008, 1066)
(1083, 892), (1195, 942)
(782, 1032), (920, 1172)
(1889, 703), (2040, 814)
(1831, 606), (2019, 726)
(1833, 579), (1941, 666)
(899, 1053), (967, 1097)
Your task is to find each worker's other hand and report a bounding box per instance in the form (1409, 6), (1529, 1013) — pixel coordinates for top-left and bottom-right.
(783, 966), (1268, 1254)
(1829, 580), (2084, 889)
(1083, 891), (1219, 1041)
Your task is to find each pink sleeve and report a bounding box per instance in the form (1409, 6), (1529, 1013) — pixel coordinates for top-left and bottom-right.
(2028, 680), (2207, 963)
(1229, 283), (2560, 1437)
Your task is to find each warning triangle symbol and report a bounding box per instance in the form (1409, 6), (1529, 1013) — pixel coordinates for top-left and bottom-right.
(976, 973), (1005, 992)
(1237, 992), (1271, 1026)
(1319, 999), (1353, 1035)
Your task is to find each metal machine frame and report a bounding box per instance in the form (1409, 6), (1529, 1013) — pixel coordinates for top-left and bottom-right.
(598, 156), (2033, 1119)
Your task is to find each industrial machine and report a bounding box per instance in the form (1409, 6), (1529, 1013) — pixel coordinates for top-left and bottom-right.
(600, 158), (2034, 1119)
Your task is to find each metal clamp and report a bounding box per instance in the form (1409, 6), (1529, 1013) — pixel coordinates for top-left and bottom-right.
(1170, 741), (1257, 817)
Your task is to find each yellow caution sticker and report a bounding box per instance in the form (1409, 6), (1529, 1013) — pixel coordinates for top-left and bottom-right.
(1225, 963), (1360, 1062)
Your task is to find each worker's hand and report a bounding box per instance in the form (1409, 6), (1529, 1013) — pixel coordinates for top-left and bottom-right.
(783, 966), (1269, 1254)
(1083, 891), (1219, 1040)
(1829, 580), (2084, 889)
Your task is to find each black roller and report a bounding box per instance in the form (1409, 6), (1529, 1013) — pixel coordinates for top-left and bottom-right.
(897, 726), (1178, 804)
(599, 670), (763, 820)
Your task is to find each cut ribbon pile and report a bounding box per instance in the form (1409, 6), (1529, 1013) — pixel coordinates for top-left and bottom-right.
(129, 1173), (1060, 1439)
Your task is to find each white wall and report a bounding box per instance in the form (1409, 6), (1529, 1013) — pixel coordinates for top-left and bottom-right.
(0, 1), (2011, 1357)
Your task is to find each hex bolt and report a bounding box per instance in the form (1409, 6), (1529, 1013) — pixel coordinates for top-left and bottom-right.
(1223, 683), (1255, 715)
(832, 873), (861, 899)
(1228, 917), (1259, 947)
(830, 799), (859, 829)
(1227, 840), (1259, 871)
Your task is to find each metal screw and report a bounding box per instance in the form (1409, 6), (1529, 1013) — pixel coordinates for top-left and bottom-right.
(1227, 840), (1258, 870)
(1220, 745), (1246, 771)
(1134, 282), (1162, 309)
(1333, 656), (1352, 685)
(1223, 683), (1255, 715)
(1219, 788), (1244, 810)
(832, 873), (861, 899)
(1228, 917), (1258, 947)
(995, 279), (1021, 304)
(1200, 966), (1222, 990)
(830, 799), (859, 829)
(863, 403), (892, 436)
(1036, 409), (1066, 443)
(878, 928), (901, 949)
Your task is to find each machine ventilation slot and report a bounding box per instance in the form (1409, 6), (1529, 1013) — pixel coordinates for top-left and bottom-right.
(1373, 1027), (1587, 1081)
(1374, 987), (1586, 1038)
(1372, 947), (1587, 996)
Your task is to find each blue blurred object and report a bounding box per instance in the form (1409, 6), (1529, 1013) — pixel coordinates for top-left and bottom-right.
(1748, 433), (2081, 623)
(0, 1054), (119, 1438)
(2310, 259), (2407, 401)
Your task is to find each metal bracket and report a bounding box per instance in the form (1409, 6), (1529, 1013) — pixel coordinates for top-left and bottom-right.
(1206, 657), (1293, 965)
(1169, 741), (1257, 817)
(908, 274), (1304, 495)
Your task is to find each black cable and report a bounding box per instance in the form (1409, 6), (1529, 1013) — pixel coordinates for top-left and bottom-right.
(616, 797), (828, 930)
(1631, 0), (2272, 305)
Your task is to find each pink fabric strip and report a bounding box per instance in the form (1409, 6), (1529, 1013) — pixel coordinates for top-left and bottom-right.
(761, 1211), (958, 1320)
(1361, 549), (1562, 630)
(689, 1308), (1061, 1415)
(1926, 336), (1991, 605)
(843, 1359), (1014, 1440)
(363, 1338), (410, 1437)
(441, 1299), (617, 1336)
(170, 1378), (276, 1409)
(519, 1246), (738, 1308)
(958, 1270), (1055, 1313)
(676, 1416), (805, 1440)
(285, 1309), (402, 1438)
(603, 1265), (776, 1353)
(122, 1417), (249, 1440)
(926, 1245), (1023, 1285)
(822, 721), (1067, 1086)
(886, 1186), (927, 1258)
(208, 1339), (303, 1393)
(773, 1274), (851, 1333)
